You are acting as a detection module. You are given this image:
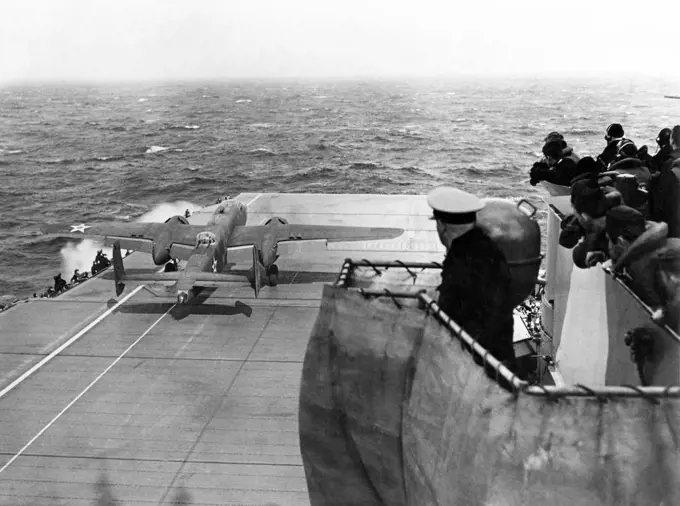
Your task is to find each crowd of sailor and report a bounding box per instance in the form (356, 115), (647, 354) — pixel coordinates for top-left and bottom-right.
(530, 124), (680, 326)
(33, 249), (131, 299)
(1, 210), (200, 313)
(0, 249), (132, 313)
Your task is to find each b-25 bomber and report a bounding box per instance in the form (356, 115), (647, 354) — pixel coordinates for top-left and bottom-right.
(41, 198), (404, 303)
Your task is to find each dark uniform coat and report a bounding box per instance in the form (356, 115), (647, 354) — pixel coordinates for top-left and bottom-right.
(530, 157), (580, 187)
(618, 235), (680, 328)
(597, 139), (621, 168)
(437, 228), (518, 382)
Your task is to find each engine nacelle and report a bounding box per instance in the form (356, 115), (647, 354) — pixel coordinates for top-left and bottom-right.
(259, 234), (279, 267)
(151, 243), (172, 265)
(164, 215), (190, 225)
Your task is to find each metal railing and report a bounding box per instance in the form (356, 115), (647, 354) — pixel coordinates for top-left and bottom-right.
(334, 258), (680, 403)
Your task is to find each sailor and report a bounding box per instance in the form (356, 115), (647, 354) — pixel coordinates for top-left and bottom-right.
(53, 273), (67, 293)
(637, 128), (673, 174)
(71, 269), (80, 284)
(598, 123), (626, 168)
(164, 259), (179, 272)
(570, 169), (622, 218)
(99, 251), (110, 268)
(644, 128), (673, 219)
(660, 125), (680, 173)
(185, 209), (191, 218)
(605, 205), (648, 263)
(608, 139), (651, 186)
(529, 140), (579, 186)
(92, 251), (101, 275)
(428, 187), (519, 386)
(543, 131), (580, 164)
(605, 210), (680, 326)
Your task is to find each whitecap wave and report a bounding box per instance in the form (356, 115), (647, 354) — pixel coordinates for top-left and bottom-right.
(94, 155), (125, 162)
(235, 99), (251, 103)
(145, 146), (169, 154)
(249, 148), (276, 156)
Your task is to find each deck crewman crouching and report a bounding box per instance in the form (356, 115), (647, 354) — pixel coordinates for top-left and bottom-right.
(428, 186), (520, 388)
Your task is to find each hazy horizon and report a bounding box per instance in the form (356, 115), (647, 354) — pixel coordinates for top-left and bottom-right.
(4, 73), (679, 89)
(3, 0), (680, 84)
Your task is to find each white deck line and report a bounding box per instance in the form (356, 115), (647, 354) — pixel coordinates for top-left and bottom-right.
(0, 304), (175, 475)
(0, 285), (145, 401)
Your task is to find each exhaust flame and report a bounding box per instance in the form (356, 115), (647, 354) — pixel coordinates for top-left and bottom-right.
(59, 200), (201, 277)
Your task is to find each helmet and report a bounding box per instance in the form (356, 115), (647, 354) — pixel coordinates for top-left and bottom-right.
(605, 123), (624, 139)
(617, 139), (637, 158)
(658, 128), (672, 146)
(544, 131), (564, 142)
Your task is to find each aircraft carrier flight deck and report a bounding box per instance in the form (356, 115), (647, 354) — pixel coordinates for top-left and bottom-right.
(0, 192), (451, 506)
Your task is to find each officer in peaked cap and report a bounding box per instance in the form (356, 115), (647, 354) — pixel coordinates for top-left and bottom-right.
(428, 186), (484, 244)
(427, 186), (520, 386)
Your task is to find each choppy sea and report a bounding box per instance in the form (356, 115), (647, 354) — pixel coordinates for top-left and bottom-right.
(2, 77), (679, 299)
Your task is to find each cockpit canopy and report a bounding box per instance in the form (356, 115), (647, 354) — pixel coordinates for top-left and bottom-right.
(164, 215), (190, 225)
(195, 231), (217, 247)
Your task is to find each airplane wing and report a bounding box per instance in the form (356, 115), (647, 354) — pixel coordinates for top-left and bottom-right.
(40, 221), (208, 259)
(228, 224), (404, 248)
(115, 271), (249, 285)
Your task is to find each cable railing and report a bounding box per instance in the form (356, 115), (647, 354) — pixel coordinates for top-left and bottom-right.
(334, 258), (680, 402)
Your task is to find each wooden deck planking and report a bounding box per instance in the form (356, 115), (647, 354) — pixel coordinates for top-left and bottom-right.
(0, 193), (453, 505)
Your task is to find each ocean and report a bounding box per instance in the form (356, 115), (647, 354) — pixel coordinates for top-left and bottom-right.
(2, 77), (679, 299)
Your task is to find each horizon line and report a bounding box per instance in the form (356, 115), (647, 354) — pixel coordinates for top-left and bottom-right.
(2, 72), (679, 87)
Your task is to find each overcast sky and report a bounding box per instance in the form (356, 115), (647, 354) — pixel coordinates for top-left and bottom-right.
(2, 0), (678, 83)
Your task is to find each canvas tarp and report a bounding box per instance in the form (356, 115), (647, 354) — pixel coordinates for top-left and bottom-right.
(298, 284), (427, 506)
(299, 284), (680, 506)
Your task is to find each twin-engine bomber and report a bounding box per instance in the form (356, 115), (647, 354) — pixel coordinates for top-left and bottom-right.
(40, 198), (405, 303)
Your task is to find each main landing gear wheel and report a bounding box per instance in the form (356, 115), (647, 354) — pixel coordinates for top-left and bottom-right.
(266, 264), (279, 286)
